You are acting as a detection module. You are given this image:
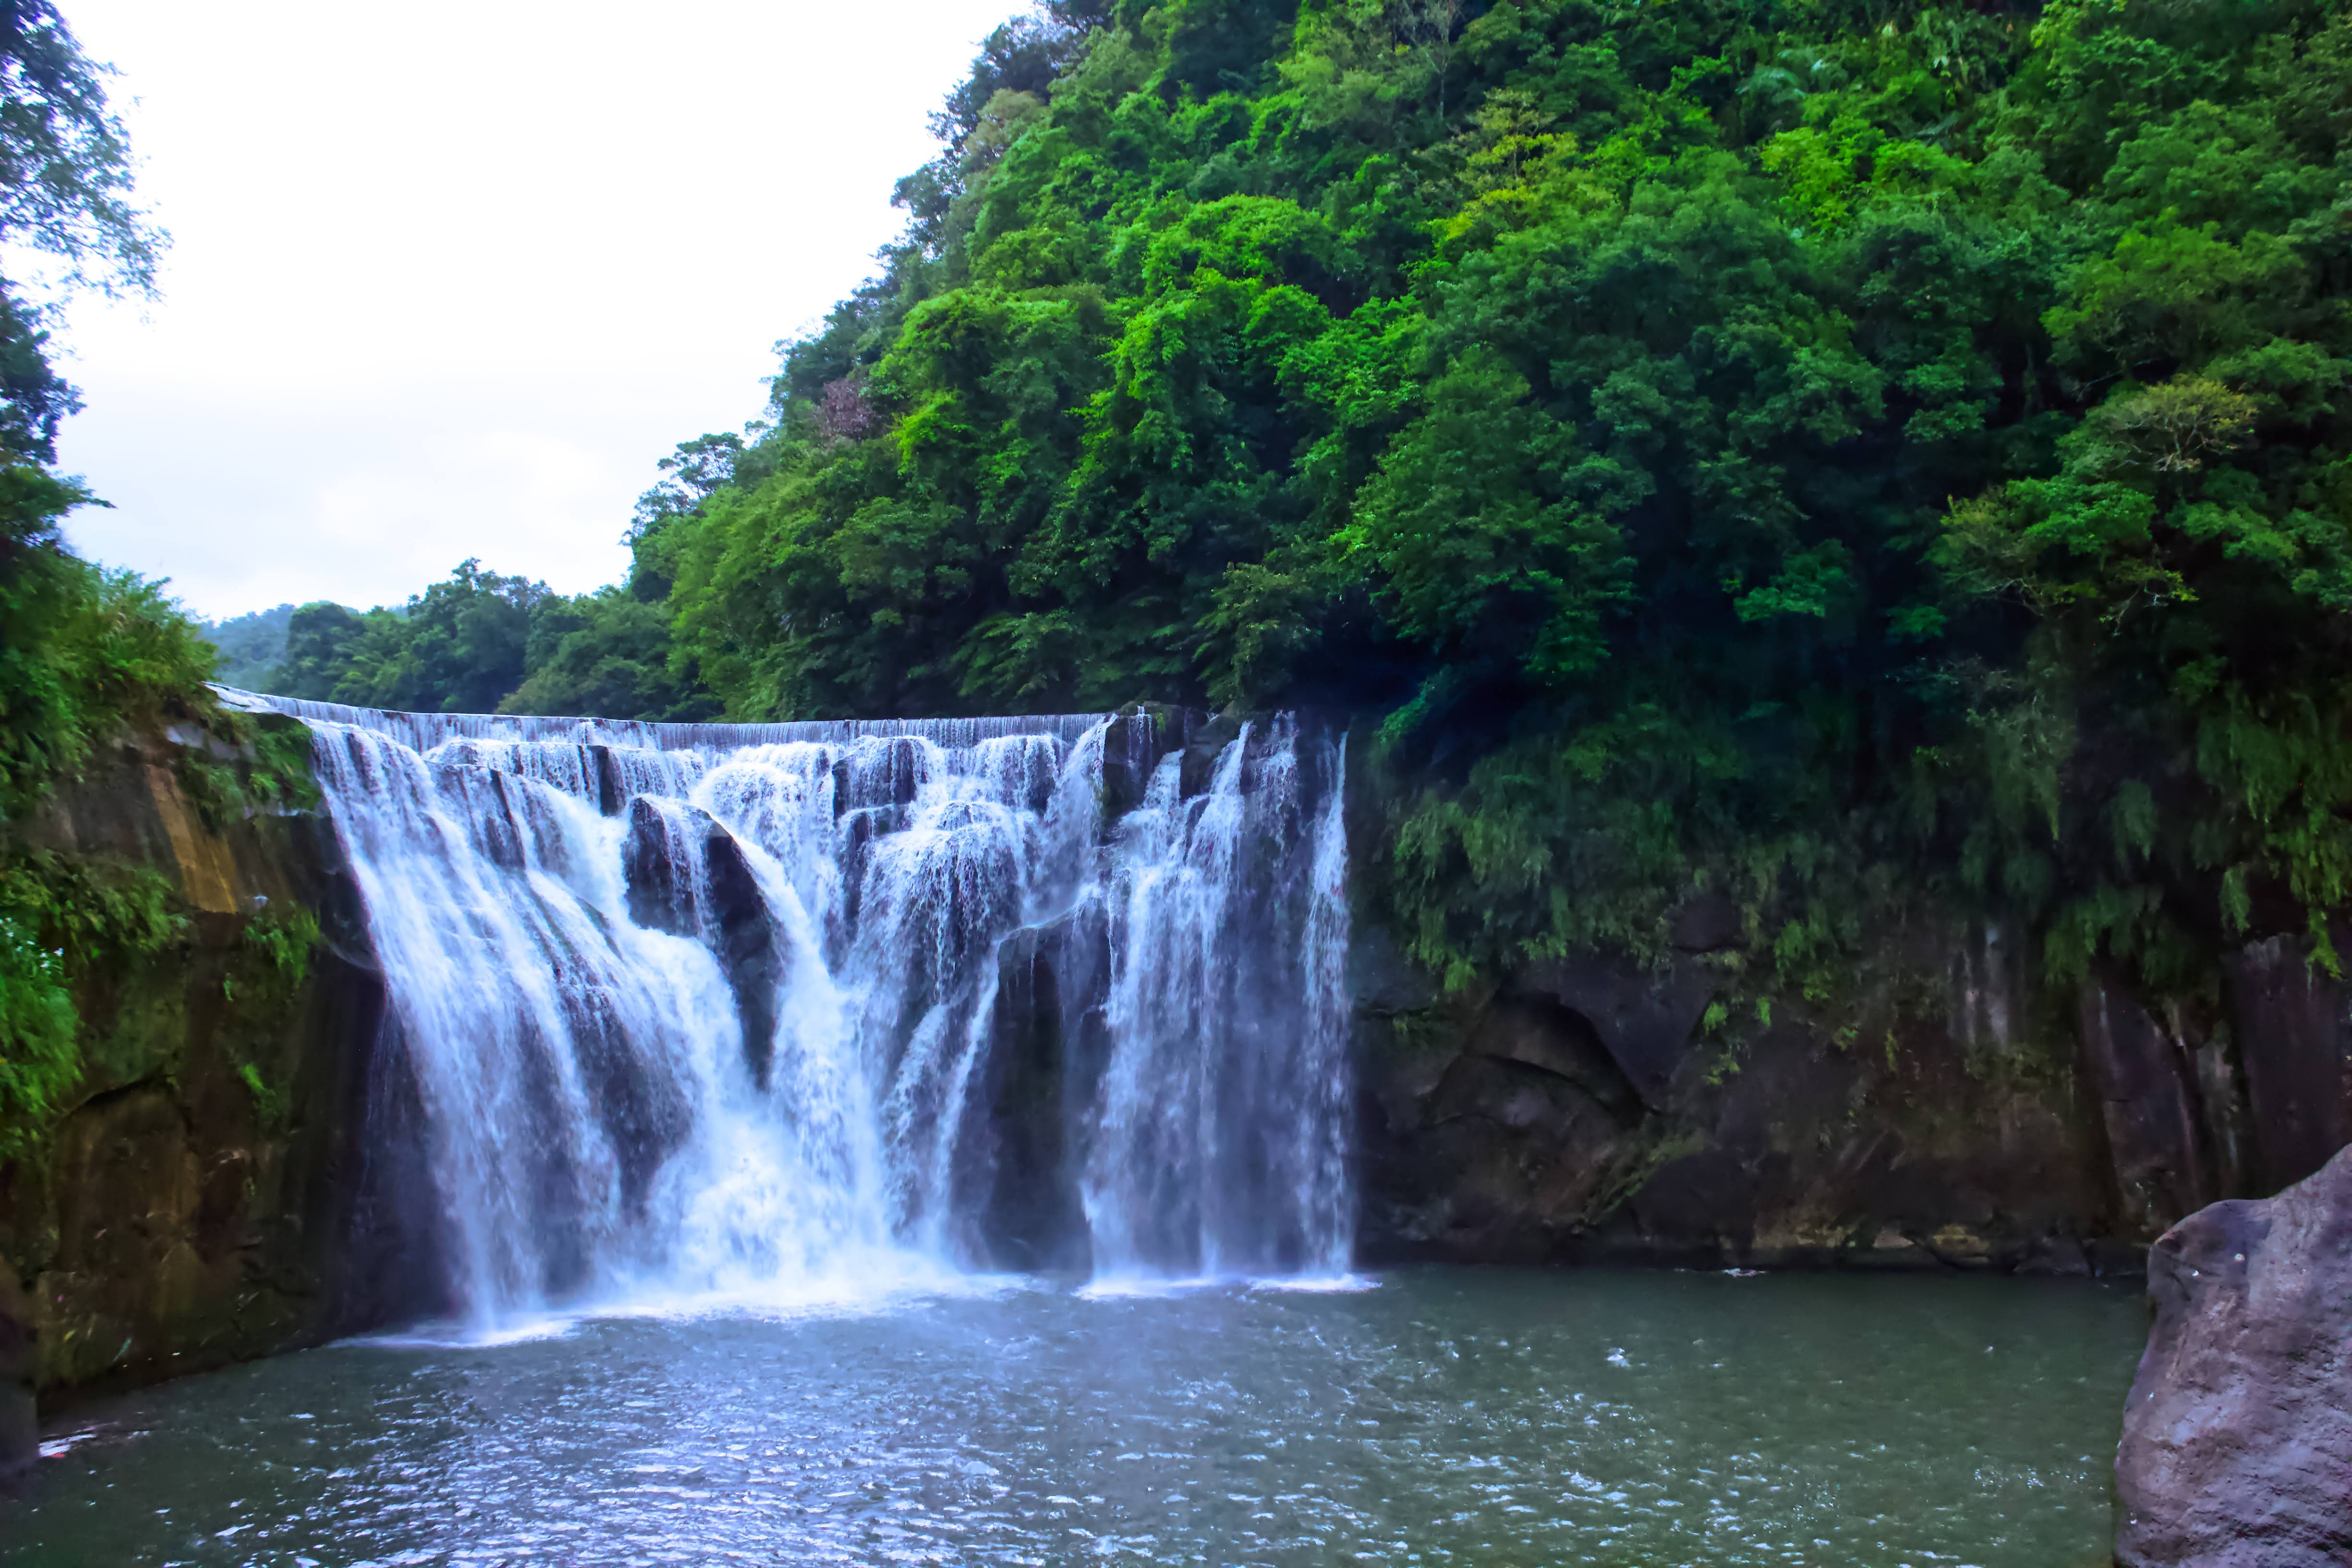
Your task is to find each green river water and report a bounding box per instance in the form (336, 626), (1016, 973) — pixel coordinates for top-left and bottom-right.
(0, 1267), (2144, 1567)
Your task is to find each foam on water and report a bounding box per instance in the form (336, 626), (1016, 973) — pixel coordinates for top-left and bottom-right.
(219, 688), (1353, 1325)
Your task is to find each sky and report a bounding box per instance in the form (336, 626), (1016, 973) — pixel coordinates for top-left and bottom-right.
(47, 0), (1019, 621)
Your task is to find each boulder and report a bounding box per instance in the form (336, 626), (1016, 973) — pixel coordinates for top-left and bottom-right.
(0, 1255), (34, 1476)
(2117, 1143), (2352, 1566)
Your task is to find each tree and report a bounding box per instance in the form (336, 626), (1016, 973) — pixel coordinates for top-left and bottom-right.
(0, 0), (163, 462)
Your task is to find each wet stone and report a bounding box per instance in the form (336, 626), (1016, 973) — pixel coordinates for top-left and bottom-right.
(620, 797), (695, 938)
(703, 827), (784, 1090)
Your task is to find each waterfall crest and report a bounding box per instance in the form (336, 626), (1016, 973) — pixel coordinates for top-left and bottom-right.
(218, 689), (1354, 1319)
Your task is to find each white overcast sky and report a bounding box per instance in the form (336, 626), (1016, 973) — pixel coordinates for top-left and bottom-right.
(48, 0), (1016, 620)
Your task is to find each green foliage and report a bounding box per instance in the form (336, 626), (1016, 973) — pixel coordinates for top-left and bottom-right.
(502, 585), (716, 720)
(223, 903), (318, 1032)
(242, 905), (318, 992)
(172, 717), (319, 831)
(234, 0), (2352, 1031)
(0, 472), (222, 820)
(640, 0), (2345, 1022)
(237, 1061), (287, 1133)
(0, 907), (73, 1159)
(0, 851), (186, 966)
(268, 558), (546, 715)
(0, 850), (187, 1153)
(265, 561), (715, 721)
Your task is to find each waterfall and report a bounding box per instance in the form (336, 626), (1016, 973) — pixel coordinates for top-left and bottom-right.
(217, 689), (1354, 1320)
(1084, 718), (1353, 1281)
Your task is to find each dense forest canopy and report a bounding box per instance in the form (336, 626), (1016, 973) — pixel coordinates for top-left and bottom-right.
(160, 0), (2352, 1029)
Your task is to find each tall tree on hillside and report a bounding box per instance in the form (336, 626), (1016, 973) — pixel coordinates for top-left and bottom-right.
(0, 0), (162, 470)
(0, 0), (175, 816)
(0, 0), (203, 1154)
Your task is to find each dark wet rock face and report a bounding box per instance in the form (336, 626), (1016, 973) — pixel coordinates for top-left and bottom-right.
(589, 744), (628, 817)
(2080, 977), (2229, 1235)
(965, 909), (1111, 1272)
(1356, 929), (2122, 1271)
(1100, 710), (1176, 820)
(0, 718), (438, 1413)
(703, 827), (784, 1090)
(620, 798), (696, 938)
(565, 990), (691, 1216)
(1517, 957), (1715, 1111)
(620, 801), (785, 1087)
(2226, 937), (2352, 1191)
(0, 1257), (34, 1476)
(2117, 1145), (2352, 1567)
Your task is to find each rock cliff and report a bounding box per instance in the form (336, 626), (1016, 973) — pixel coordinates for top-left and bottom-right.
(1348, 922), (2137, 1272)
(1348, 880), (2349, 1274)
(0, 716), (438, 1452)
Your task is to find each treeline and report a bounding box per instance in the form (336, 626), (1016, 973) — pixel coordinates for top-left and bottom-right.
(211, 438), (752, 718)
(242, 563), (707, 721)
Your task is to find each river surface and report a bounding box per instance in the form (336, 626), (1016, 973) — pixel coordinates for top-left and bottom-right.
(4, 1268), (2140, 1568)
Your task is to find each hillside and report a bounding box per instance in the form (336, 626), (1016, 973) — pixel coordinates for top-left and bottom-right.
(619, 0), (2352, 1024)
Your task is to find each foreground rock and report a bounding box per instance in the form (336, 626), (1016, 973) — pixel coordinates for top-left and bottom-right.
(2117, 1144), (2352, 1566)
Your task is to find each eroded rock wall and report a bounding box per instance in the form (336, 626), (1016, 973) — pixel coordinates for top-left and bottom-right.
(1350, 897), (2352, 1273)
(0, 720), (437, 1420)
(1350, 922), (2137, 1271)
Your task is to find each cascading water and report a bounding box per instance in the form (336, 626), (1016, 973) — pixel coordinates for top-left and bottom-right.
(1085, 718), (1353, 1280)
(220, 690), (1353, 1322)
